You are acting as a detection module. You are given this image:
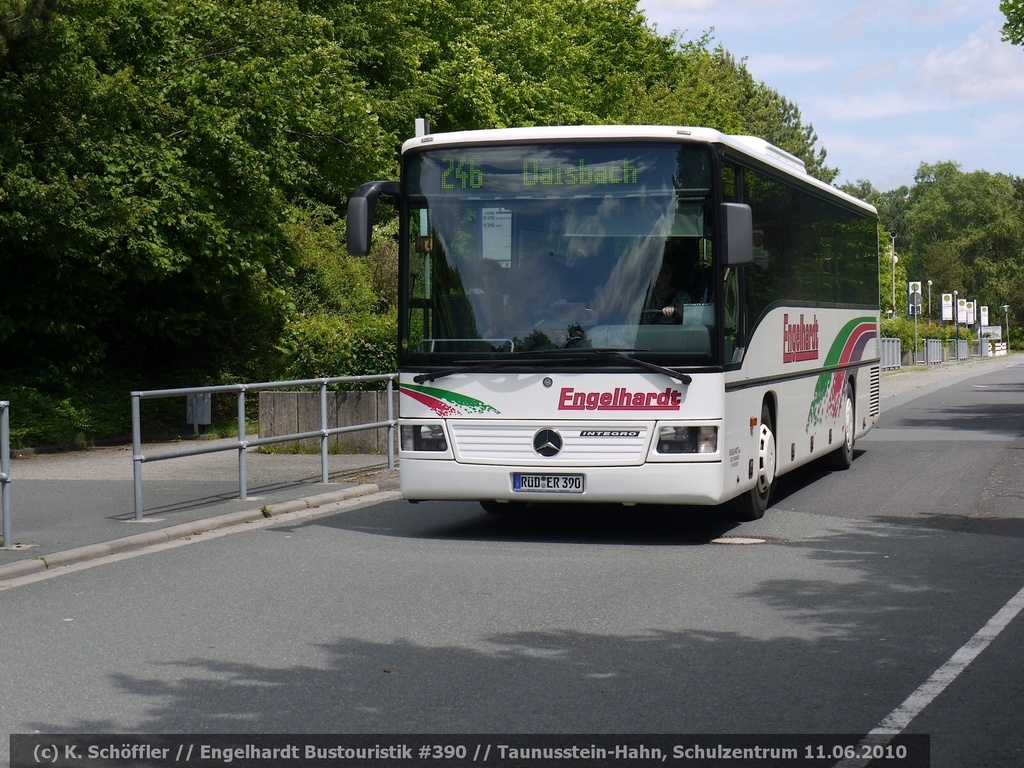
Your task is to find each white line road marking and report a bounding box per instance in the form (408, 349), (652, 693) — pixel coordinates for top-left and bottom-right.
(835, 580), (1024, 767)
(873, 580), (1024, 734)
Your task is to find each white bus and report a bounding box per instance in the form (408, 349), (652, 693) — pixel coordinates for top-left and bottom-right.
(348, 125), (880, 520)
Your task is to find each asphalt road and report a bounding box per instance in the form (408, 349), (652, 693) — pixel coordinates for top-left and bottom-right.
(2, 356), (1022, 768)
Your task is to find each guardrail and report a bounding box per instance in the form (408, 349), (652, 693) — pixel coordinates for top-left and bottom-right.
(131, 375), (397, 521)
(1, 401), (11, 548)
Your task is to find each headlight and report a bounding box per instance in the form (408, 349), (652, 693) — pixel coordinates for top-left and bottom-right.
(656, 426), (717, 454)
(401, 424), (448, 452)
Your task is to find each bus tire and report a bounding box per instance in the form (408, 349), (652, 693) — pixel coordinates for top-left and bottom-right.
(732, 402), (776, 521)
(827, 381), (856, 470)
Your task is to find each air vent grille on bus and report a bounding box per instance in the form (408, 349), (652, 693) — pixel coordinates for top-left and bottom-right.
(869, 366), (881, 417)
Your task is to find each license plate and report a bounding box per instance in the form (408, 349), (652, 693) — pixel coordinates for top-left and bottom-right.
(512, 473), (585, 493)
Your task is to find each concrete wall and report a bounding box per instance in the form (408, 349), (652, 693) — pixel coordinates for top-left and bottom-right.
(258, 390), (397, 454)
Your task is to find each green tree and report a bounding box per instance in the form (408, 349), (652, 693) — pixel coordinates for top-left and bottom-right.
(0, 0), (392, 385)
(838, 179), (879, 206)
(0, 0), (55, 58)
(300, 0), (436, 140)
(401, 0), (680, 130)
(627, 41), (745, 130)
(902, 162), (1024, 325)
(1002, 0), (1024, 44)
(879, 228), (908, 317)
(2, 0), (882, 448)
(321, 0), (831, 174)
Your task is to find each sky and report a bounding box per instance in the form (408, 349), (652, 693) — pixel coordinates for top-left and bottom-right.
(636, 0), (1024, 192)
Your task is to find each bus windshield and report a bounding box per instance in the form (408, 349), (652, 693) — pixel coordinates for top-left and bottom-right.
(400, 142), (719, 367)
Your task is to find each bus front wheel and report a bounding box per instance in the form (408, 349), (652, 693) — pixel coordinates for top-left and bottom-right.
(732, 403), (776, 521)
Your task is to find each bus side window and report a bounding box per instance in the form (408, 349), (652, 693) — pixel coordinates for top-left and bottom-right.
(721, 162), (739, 202)
(720, 162), (745, 362)
(724, 267), (743, 363)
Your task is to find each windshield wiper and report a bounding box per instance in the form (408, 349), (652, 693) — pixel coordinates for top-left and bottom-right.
(543, 348), (693, 385)
(413, 355), (573, 384)
(413, 348), (691, 385)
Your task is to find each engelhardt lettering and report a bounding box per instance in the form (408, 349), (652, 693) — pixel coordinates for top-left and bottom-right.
(200, 744), (300, 761)
(782, 312), (819, 363)
(558, 387), (682, 411)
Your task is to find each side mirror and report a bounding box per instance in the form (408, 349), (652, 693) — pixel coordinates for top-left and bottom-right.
(347, 180), (400, 255)
(721, 202), (753, 267)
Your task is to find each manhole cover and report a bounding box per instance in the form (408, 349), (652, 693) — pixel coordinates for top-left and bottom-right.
(710, 535), (785, 545)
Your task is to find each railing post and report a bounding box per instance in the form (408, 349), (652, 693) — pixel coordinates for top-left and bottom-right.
(237, 387), (248, 501)
(320, 381), (330, 484)
(386, 376), (396, 470)
(131, 393), (145, 521)
(1, 402), (12, 547)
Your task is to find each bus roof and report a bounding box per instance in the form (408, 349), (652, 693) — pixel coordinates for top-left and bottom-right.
(402, 125), (877, 216)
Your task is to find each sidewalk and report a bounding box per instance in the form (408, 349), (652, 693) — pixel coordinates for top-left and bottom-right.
(0, 440), (400, 581)
(1, 354), (1018, 583)
(873, 353), (1020, 408)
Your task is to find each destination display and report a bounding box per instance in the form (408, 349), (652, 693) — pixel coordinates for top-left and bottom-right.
(438, 154), (643, 192)
(407, 143), (708, 198)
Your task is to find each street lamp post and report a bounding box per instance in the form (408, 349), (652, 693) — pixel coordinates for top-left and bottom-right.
(927, 280), (933, 321)
(953, 290), (959, 361)
(1003, 304), (1010, 351)
(890, 234), (897, 316)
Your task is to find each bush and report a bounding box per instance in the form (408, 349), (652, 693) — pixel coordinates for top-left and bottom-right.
(1, 385), (100, 449)
(277, 212), (398, 387)
(280, 312), (397, 386)
(880, 316), (974, 352)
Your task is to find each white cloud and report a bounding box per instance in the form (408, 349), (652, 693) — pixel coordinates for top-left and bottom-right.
(911, 0), (979, 31)
(839, 59), (901, 92)
(635, 0), (1024, 187)
(640, 0), (839, 41)
(642, 0), (717, 12)
(831, 130), (969, 188)
(744, 53), (835, 78)
(974, 109), (1024, 143)
(915, 27), (1024, 102)
(813, 91), (953, 121)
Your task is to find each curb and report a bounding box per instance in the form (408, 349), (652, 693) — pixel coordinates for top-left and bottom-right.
(0, 483), (382, 584)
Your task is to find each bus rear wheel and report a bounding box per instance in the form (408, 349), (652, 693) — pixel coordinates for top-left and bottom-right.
(827, 381), (855, 470)
(732, 403), (776, 521)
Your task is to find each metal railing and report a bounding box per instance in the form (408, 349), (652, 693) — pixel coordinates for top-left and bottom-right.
(923, 338), (943, 365)
(131, 374), (397, 521)
(880, 337), (902, 370)
(1, 402), (11, 548)
(950, 339), (970, 361)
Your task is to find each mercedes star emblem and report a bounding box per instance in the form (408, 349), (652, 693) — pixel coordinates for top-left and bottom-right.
(533, 429), (562, 457)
